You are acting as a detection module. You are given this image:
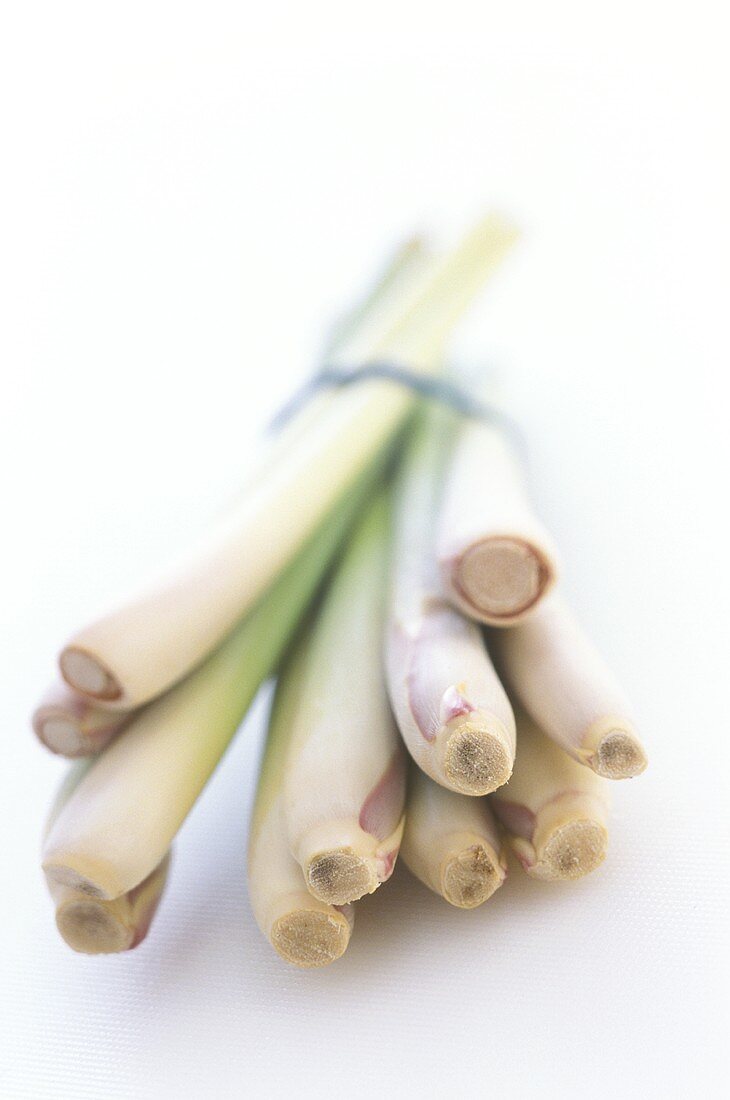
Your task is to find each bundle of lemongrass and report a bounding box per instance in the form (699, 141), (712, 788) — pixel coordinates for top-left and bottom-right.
(34, 215), (647, 965)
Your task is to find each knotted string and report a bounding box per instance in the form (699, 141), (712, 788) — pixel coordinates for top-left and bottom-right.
(269, 360), (526, 458)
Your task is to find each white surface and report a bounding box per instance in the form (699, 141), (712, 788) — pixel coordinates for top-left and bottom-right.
(1, 3), (727, 1097)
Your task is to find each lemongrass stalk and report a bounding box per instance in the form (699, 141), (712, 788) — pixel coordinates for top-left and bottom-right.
(43, 763), (170, 952)
(42, 466), (379, 900)
(248, 780), (354, 968)
(33, 682), (135, 757)
(400, 765), (506, 908)
(385, 406), (516, 794)
(491, 595), (648, 779)
(60, 214), (517, 709)
(490, 707), (610, 881)
(436, 391), (558, 625)
(277, 493), (407, 906)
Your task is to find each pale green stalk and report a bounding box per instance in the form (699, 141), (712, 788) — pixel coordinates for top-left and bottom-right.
(385, 405), (516, 795)
(247, 594), (366, 967)
(43, 462), (381, 901)
(251, 236), (430, 470)
(320, 235), (425, 359)
(277, 492), (407, 907)
(248, 708), (355, 967)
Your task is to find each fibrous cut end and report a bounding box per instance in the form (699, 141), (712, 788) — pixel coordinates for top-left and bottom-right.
(538, 819), (608, 881)
(271, 909), (351, 968)
(456, 537), (552, 623)
(592, 730), (648, 780)
(306, 850), (379, 905)
(60, 647), (122, 702)
(56, 900), (132, 954)
(441, 843), (504, 908)
(444, 724), (513, 795)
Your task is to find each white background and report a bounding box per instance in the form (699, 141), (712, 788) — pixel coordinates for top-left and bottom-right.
(1, 2), (727, 1097)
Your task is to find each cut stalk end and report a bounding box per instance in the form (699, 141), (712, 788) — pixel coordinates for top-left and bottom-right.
(33, 685), (132, 758)
(35, 716), (88, 757)
(60, 647), (122, 702)
(591, 729), (648, 779)
(512, 799), (609, 882)
(455, 537), (553, 624)
(50, 853), (170, 954)
(538, 819), (608, 881)
(55, 898), (133, 954)
(441, 842), (505, 908)
(306, 850), (380, 905)
(271, 908), (352, 968)
(443, 723), (513, 795)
